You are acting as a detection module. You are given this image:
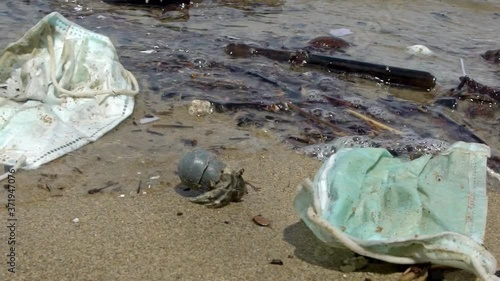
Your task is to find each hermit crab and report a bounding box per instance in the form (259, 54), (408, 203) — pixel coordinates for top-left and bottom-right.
(177, 148), (247, 208)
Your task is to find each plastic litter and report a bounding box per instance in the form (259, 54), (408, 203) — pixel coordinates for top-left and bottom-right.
(329, 28), (353, 37)
(294, 141), (499, 281)
(0, 12), (139, 171)
(406, 44), (434, 56)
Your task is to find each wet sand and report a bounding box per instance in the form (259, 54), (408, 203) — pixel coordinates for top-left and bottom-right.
(0, 105), (499, 281)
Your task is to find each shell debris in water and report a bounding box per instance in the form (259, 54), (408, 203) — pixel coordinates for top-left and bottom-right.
(329, 28), (353, 37)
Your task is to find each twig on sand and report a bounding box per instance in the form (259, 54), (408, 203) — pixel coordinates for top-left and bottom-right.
(88, 181), (119, 194)
(137, 180), (142, 194)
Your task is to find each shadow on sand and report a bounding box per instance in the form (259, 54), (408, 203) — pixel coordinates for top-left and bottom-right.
(283, 221), (477, 280)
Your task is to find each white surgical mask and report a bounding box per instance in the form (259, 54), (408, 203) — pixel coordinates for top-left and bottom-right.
(0, 12), (139, 172)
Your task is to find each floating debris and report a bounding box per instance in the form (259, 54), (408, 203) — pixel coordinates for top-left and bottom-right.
(406, 45), (434, 56)
(140, 50), (156, 54)
(451, 76), (500, 103)
(104, 0), (191, 6)
(225, 35), (240, 40)
(329, 28), (353, 37)
(308, 35), (350, 50)
(225, 43), (437, 91)
(481, 49), (500, 63)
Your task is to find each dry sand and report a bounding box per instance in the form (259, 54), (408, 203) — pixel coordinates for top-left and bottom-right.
(0, 105), (499, 281)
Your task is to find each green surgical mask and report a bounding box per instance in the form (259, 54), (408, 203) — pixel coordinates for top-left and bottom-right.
(294, 141), (499, 281)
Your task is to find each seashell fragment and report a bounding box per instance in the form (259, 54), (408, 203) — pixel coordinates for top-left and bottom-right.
(252, 214), (271, 227)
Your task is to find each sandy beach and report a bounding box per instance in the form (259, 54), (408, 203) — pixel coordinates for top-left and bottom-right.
(0, 0), (499, 280)
(0, 103), (498, 281)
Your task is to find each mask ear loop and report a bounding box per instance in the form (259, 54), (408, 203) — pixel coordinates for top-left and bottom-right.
(487, 167), (500, 182)
(46, 33), (139, 99)
(0, 155), (26, 181)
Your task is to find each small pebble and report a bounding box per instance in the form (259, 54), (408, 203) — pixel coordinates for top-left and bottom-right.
(270, 259), (283, 265)
(72, 218), (80, 223)
(140, 50), (156, 54)
(119, 194), (125, 198)
(139, 115), (159, 124)
(252, 214), (271, 227)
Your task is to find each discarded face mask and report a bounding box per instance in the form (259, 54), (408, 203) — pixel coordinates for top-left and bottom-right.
(294, 142), (499, 281)
(0, 12), (139, 172)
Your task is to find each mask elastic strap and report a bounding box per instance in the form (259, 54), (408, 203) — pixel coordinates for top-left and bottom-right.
(487, 167), (500, 182)
(0, 155), (26, 181)
(46, 34), (139, 99)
